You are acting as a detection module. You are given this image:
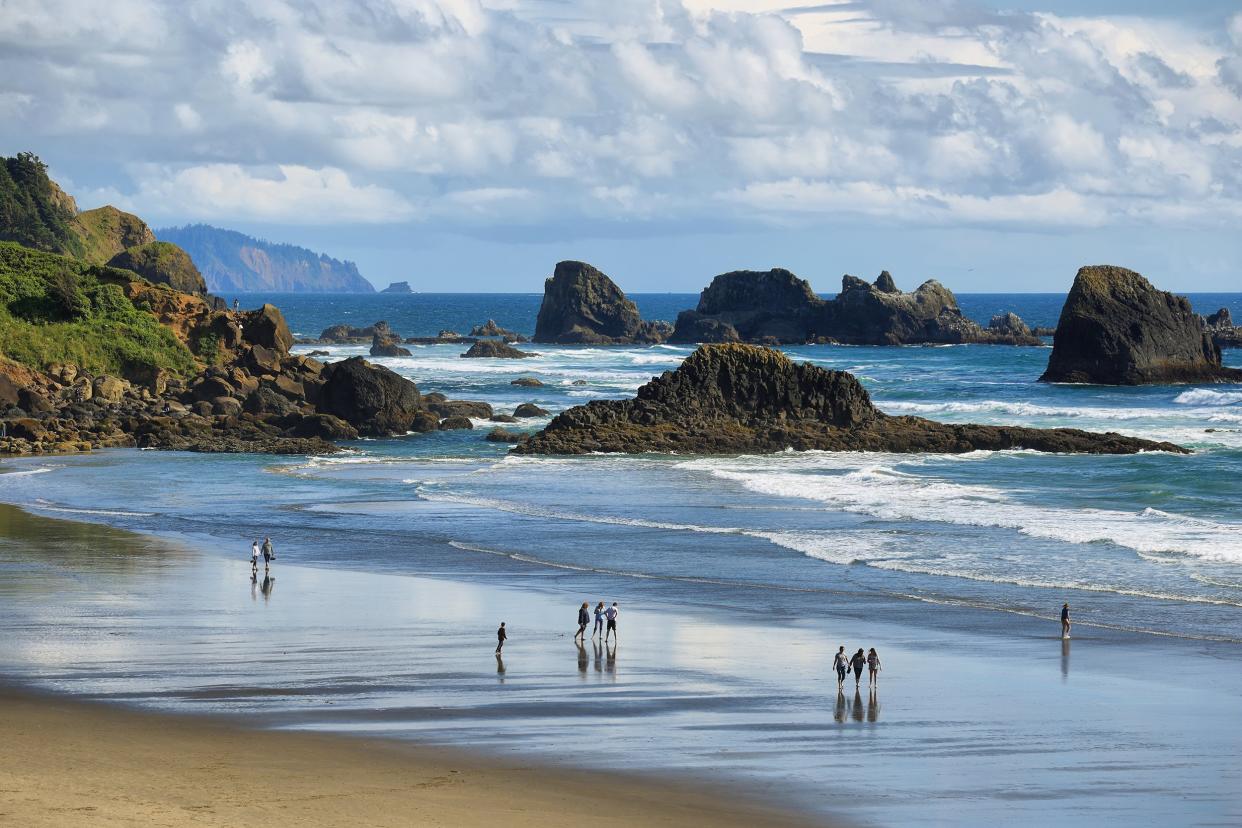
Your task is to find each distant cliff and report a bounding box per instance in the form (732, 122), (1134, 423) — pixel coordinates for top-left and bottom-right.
(156, 224), (374, 294)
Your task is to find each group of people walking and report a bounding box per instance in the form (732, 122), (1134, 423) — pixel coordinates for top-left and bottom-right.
(833, 646), (881, 688)
(575, 601), (619, 643)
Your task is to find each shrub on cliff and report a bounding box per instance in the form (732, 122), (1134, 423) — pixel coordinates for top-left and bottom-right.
(0, 153), (84, 258)
(0, 242), (196, 379)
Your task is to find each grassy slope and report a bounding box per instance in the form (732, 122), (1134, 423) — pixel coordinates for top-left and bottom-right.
(0, 242), (196, 379)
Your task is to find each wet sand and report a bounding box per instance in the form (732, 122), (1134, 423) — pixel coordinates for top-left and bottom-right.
(1, 502), (1241, 825)
(0, 688), (821, 827)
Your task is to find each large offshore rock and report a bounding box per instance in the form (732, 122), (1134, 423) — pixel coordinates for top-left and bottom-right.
(317, 356), (423, 436)
(462, 340), (535, 359)
(1040, 265), (1242, 384)
(513, 344), (1185, 456)
(533, 260), (670, 344)
(670, 270), (1039, 345)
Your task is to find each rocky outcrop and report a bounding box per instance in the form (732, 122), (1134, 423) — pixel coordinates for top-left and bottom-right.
(471, 319), (525, 340)
(1040, 266), (1242, 385)
(381, 281), (412, 293)
(1202, 308), (1242, 349)
(370, 328), (411, 357)
(317, 357), (423, 436)
(533, 261), (671, 344)
(513, 344), (1185, 456)
(511, 377), (543, 387)
(513, 402), (549, 418)
(671, 270), (1041, 346)
(107, 241), (208, 296)
(462, 340), (535, 359)
(987, 312), (1033, 339)
(72, 206), (157, 264)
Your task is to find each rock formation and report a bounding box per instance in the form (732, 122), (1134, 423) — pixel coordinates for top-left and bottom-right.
(462, 340), (535, 359)
(670, 270), (1040, 346)
(370, 327), (411, 357)
(317, 357), (425, 436)
(533, 261), (671, 344)
(471, 319), (524, 340)
(381, 281), (412, 293)
(512, 344), (1185, 456)
(73, 206), (158, 264)
(1202, 308), (1242, 349)
(1040, 266), (1242, 385)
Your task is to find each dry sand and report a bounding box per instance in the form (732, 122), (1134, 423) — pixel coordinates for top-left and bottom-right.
(0, 689), (825, 827)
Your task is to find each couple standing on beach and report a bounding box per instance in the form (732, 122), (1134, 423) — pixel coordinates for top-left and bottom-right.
(249, 537), (275, 574)
(833, 647), (880, 688)
(576, 601), (619, 643)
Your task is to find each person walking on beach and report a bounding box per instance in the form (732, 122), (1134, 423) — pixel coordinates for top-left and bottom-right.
(867, 647), (881, 686)
(604, 602), (619, 643)
(850, 648), (867, 687)
(575, 602), (590, 642)
(250, 540), (260, 575)
(833, 646), (849, 689)
(1061, 603), (1071, 639)
(261, 537), (274, 572)
(496, 622), (507, 654)
(592, 601), (605, 639)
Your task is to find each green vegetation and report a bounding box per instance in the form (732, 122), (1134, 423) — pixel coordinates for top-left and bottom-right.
(0, 242), (196, 379)
(108, 241), (206, 295)
(74, 205), (156, 265)
(0, 153), (84, 258)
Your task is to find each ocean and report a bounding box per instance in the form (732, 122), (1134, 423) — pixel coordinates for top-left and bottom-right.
(2, 291), (1241, 825)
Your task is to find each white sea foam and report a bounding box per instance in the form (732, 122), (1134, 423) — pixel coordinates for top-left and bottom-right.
(680, 455), (1242, 563)
(29, 501), (155, 518)
(1174, 389), (1242, 406)
(0, 466), (56, 479)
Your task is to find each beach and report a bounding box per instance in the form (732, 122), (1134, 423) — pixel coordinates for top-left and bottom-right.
(0, 689), (817, 827)
(2, 496), (1241, 826)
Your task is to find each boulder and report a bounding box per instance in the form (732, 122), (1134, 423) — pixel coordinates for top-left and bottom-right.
(513, 402), (550, 418)
(107, 242), (207, 296)
(486, 427), (524, 442)
(317, 356), (423, 436)
(92, 375), (130, 403)
(471, 319), (521, 339)
(247, 344), (282, 375)
(1040, 265), (1242, 385)
(439, 416), (474, 430)
(191, 376), (234, 402)
(489, 414), (519, 423)
(513, 344), (1186, 456)
(285, 413), (359, 441)
(462, 340), (535, 359)
(533, 261), (670, 344)
(410, 409), (440, 433)
(426, 399), (494, 419)
(242, 305), (294, 356)
(511, 377), (543, 387)
(988, 312), (1033, 338)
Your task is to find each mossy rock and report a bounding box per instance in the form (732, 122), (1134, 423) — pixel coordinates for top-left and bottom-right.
(107, 242), (206, 296)
(72, 206), (156, 265)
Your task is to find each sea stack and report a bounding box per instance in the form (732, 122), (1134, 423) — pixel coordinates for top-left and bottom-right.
(1040, 265), (1242, 385)
(533, 260), (672, 344)
(513, 344), (1185, 456)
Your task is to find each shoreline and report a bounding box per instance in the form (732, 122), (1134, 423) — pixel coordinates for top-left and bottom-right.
(0, 686), (825, 828)
(2, 479), (1242, 825)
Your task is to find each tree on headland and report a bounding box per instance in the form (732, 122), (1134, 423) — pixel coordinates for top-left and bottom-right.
(0, 152), (84, 258)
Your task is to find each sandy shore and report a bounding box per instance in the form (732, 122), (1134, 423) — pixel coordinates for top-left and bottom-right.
(0, 688), (823, 828)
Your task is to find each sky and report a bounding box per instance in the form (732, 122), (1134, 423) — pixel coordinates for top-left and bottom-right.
(2, 0), (1241, 293)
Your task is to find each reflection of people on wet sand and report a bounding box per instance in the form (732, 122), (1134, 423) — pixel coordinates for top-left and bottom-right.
(851, 688), (864, 722)
(495, 622), (507, 654)
(593, 639), (603, 673)
(604, 642), (617, 675)
(577, 641), (588, 673)
(495, 653), (506, 676)
(833, 690), (847, 723)
(260, 574), (274, 600)
(867, 687), (879, 723)
(1061, 637), (1071, 680)
(1061, 603), (1072, 639)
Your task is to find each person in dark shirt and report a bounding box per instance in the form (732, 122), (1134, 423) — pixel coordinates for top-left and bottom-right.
(574, 602), (589, 642)
(850, 648), (867, 686)
(496, 622), (507, 653)
(1061, 603), (1071, 639)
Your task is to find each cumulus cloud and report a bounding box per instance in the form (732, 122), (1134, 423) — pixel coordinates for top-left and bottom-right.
(1, 0), (1240, 233)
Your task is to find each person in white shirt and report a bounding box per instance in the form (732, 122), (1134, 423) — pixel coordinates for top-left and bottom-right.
(250, 540), (260, 575)
(604, 602), (620, 643)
